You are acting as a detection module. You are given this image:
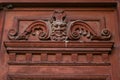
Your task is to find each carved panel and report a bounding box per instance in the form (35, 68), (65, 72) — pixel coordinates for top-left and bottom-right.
(4, 10), (114, 66)
(8, 10), (112, 41)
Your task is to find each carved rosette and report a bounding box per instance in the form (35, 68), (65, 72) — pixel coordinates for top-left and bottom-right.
(8, 10), (112, 41)
(92, 28), (112, 40)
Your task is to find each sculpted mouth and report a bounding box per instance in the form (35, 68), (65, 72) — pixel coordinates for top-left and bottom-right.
(55, 31), (63, 37)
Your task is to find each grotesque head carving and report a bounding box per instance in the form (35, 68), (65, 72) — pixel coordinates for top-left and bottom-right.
(50, 10), (67, 41)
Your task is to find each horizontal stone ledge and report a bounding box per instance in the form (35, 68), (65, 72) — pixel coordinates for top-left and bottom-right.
(8, 61), (111, 66)
(0, 1), (117, 8)
(4, 41), (114, 48)
(8, 74), (110, 80)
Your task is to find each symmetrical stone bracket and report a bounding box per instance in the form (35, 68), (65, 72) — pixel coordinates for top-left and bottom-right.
(8, 10), (112, 41)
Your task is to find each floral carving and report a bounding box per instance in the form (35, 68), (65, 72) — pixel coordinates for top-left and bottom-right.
(8, 10), (112, 41)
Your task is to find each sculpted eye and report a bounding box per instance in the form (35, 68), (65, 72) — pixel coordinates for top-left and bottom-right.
(54, 24), (58, 28)
(61, 24), (66, 27)
(53, 23), (58, 27)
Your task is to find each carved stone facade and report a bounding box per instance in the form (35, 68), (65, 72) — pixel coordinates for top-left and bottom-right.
(0, 1), (118, 80)
(3, 8), (114, 80)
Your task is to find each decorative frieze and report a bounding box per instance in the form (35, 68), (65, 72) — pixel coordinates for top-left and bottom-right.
(8, 10), (112, 41)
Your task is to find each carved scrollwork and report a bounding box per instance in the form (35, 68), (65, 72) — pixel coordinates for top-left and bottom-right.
(29, 21), (49, 40)
(92, 28), (111, 40)
(8, 10), (112, 41)
(68, 20), (112, 41)
(101, 29), (111, 38)
(68, 20), (97, 40)
(8, 29), (18, 40)
(8, 20), (49, 40)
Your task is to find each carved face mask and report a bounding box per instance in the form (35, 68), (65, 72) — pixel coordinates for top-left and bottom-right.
(50, 21), (67, 41)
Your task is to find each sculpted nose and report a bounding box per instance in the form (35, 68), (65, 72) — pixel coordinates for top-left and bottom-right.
(58, 25), (61, 29)
(55, 25), (61, 30)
